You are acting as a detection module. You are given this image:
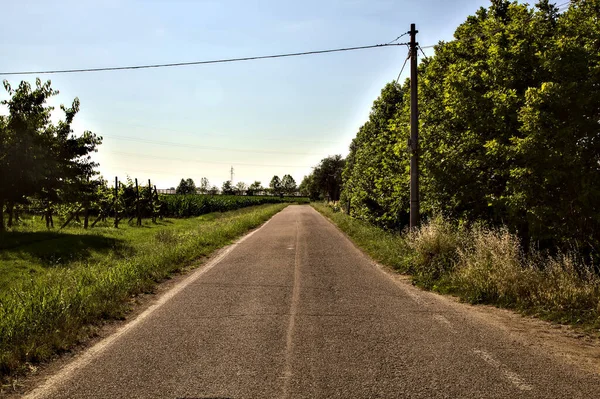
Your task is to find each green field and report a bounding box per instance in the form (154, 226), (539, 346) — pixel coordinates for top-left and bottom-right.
(159, 194), (308, 217)
(0, 203), (288, 378)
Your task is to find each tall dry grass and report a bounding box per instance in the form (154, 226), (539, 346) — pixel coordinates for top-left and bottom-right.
(314, 203), (600, 329)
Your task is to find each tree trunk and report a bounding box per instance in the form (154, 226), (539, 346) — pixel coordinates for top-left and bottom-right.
(46, 205), (54, 229)
(6, 202), (13, 228)
(0, 197), (5, 232)
(84, 206), (89, 229)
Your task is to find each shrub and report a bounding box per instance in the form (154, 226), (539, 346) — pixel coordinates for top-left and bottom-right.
(406, 216), (463, 289)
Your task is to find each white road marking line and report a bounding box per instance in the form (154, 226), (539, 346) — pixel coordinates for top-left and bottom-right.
(23, 218), (274, 399)
(281, 216), (301, 399)
(433, 314), (456, 333)
(473, 349), (534, 392)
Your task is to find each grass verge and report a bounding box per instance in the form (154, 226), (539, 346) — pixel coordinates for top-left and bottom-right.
(0, 203), (288, 379)
(312, 203), (600, 332)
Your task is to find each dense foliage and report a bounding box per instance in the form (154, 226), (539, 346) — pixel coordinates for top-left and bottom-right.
(0, 79), (102, 231)
(342, 0), (600, 255)
(176, 178), (197, 195)
(160, 194), (309, 217)
(300, 155), (345, 201)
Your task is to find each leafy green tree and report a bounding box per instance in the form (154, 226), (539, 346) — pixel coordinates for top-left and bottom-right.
(199, 177), (210, 194)
(221, 180), (234, 195)
(341, 0), (600, 253)
(506, 0), (600, 249)
(299, 174), (320, 200)
(269, 175), (282, 196)
(281, 174), (297, 195)
(342, 82), (408, 227)
(0, 79), (56, 230)
(235, 181), (247, 195)
(176, 178), (196, 195)
(313, 155), (345, 202)
(0, 79), (101, 230)
(247, 181), (262, 196)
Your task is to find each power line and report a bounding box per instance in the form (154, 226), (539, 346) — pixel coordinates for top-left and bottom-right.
(396, 50), (411, 83)
(104, 151), (313, 168)
(387, 31), (410, 45)
(101, 134), (325, 156)
(0, 43), (408, 76)
(89, 119), (346, 145)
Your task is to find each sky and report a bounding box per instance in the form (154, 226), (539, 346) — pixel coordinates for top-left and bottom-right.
(1, 0), (501, 190)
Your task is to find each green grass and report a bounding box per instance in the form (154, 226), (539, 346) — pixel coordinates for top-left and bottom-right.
(0, 203), (288, 379)
(312, 203), (600, 332)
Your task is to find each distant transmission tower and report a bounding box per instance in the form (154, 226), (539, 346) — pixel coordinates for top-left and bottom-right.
(230, 166), (234, 183)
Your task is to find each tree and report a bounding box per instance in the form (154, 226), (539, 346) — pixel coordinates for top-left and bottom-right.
(176, 178), (196, 195)
(0, 79), (102, 230)
(341, 82), (408, 228)
(340, 0), (600, 254)
(208, 185), (219, 195)
(299, 174), (320, 201)
(199, 177), (210, 194)
(313, 155), (345, 202)
(221, 180), (234, 195)
(235, 181), (247, 195)
(269, 176), (282, 196)
(281, 174), (297, 195)
(247, 181), (262, 196)
(0, 79), (56, 231)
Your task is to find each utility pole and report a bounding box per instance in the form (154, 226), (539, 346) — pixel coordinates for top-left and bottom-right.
(409, 23), (420, 229)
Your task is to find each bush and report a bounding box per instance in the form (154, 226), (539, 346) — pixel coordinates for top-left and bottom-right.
(406, 216), (463, 289)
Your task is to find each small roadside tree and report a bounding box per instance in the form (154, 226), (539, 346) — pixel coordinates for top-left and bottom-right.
(299, 174), (320, 201)
(199, 177), (210, 194)
(221, 180), (234, 195)
(269, 175), (282, 197)
(247, 181), (262, 196)
(281, 174), (297, 195)
(235, 181), (247, 195)
(176, 178), (196, 195)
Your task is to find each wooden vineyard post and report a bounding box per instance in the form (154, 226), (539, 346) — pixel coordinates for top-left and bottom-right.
(148, 179), (155, 223)
(135, 178), (142, 226)
(154, 185), (161, 220)
(114, 177), (120, 228)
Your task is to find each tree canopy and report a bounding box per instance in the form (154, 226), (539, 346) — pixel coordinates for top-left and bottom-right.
(302, 155), (345, 201)
(176, 178), (196, 195)
(341, 0), (600, 254)
(0, 79), (102, 231)
(281, 174), (297, 195)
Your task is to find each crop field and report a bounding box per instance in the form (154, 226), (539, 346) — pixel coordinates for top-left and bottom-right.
(160, 194), (309, 217)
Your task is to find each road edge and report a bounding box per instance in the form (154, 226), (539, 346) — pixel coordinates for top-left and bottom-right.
(20, 212), (279, 399)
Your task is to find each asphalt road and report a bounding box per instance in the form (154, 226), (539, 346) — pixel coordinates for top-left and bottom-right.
(25, 205), (600, 398)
